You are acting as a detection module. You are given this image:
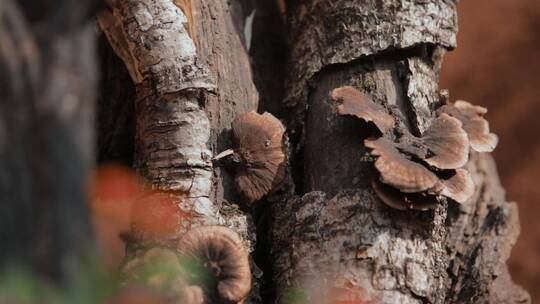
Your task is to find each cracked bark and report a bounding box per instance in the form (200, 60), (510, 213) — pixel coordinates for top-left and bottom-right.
(98, 0), (262, 301)
(270, 1), (530, 303)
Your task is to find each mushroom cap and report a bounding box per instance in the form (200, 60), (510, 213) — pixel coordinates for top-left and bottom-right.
(438, 101), (498, 153)
(454, 100), (488, 115)
(436, 169), (475, 204)
(331, 86), (395, 134)
(231, 111), (286, 203)
(177, 226), (251, 303)
(465, 117), (498, 152)
(365, 138), (439, 193)
(422, 113), (470, 170)
(370, 178), (439, 211)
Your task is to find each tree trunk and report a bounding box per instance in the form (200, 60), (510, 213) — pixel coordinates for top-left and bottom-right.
(0, 0), (97, 284)
(97, 0), (263, 301)
(0, 0), (521, 302)
(269, 1), (529, 303)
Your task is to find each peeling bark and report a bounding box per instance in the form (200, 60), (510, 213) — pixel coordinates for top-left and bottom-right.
(270, 1), (529, 303)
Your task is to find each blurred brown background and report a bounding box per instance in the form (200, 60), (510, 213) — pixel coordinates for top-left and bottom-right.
(440, 1), (540, 302)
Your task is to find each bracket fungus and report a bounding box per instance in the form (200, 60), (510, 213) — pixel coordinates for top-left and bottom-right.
(402, 113), (470, 170)
(331, 86), (395, 134)
(177, 225), (251, 304)
(214, 111), (286, 203)
(370, 178), (440, 211)
(364, 138), (439, 193)
(438, 100), (499, 152)
(435, 169), (475, 204)
(331, 86), (485, 210)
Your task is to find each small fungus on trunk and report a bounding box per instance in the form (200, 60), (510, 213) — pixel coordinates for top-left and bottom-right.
(177, 225), (252, 304)
(331, 86), (395, 134)
(331, 86), (486, 210)
(438, 100), (498, 152)
(214, 111), (286, 203)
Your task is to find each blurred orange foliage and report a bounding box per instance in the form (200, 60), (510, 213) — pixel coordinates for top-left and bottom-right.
(131, 191), (192, 242)
(89, 164), (141, 267)
(88, 164), (192, 268)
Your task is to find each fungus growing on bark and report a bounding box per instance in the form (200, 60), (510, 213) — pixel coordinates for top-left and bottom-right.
(365, 136), (474, 209)
(214, 111), (286, 203)
(418, 113), (470, 170)
(370, 178), (440, 211)
(438, 100), (498, 152)
(177, 225), (251, 303)
(364, 137), (439, 193)
(331, 86), (395, 134)
(329, 86), (476, 209)
(435, 169), (475, 204)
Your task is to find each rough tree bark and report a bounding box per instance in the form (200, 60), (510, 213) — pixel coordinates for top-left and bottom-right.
(97, 0), (263, 301)
(0, 0), (97, 284)
(94, 0), (530, 303)
(269, 1), (530, 304)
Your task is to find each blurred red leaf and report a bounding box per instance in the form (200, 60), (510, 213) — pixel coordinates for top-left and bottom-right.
(131, 191), (192, 241)
(88, 164), (142, 267)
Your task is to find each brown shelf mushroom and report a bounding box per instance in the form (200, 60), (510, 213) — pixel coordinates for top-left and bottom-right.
(366, 137), (474, 209)
(371, 169), (474, 210)
(330, 86), (395, 134)
(214, 111), (286, 203)
(435, 169), (475, 204)
(370, 177), (439, 211)
(395, 113), (469, 170)
(364, 137), (439, 193)
(177, 225), (251, 304)
(419, 113), (470, 170)
(438, 100), (498, 153)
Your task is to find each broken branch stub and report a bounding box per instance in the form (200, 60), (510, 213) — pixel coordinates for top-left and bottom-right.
(331, 86), (395, 134)
(438, 100), (499, 152)
(177, 226), (252, 304)
(223, 111), (287, 203)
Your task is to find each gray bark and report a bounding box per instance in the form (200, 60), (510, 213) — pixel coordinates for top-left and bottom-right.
(0, 0), (97, 284)
(98, 0), (262, 301)
(270, 1), (529, 303)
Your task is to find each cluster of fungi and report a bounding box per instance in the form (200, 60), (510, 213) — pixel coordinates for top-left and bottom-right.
(331, 86), (498, 210)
